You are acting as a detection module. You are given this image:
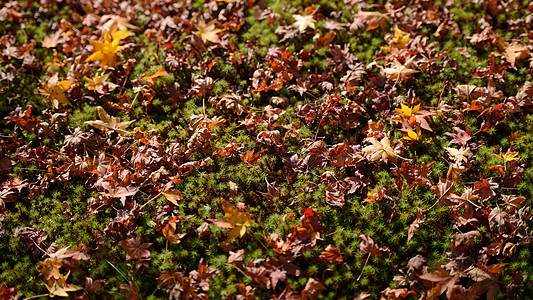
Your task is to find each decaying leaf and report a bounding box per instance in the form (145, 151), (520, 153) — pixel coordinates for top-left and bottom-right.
(355, 11), (388, 32)
(503, 44), (530, 68)
(42, 31), (67, 48)
(119, 235), (152, 260)
(407, 207), (425, 242)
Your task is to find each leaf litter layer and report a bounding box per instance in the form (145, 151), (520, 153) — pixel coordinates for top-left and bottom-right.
(1, 0), (533, 298)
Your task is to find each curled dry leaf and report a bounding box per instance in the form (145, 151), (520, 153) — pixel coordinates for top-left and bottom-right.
(363, 136), (398, 163)
(162, 218), (186, 244)
(161, 181), (183, 206)
(407, 207), (426, 242)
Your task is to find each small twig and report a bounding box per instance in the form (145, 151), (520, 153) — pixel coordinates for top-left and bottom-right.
(91, 201), (109, 214)
(251, 230), (269, 251)
(14, 168), (48, 172)
(357, 253), (371, 281)
(162, 240), (169, 265)
(423, 199), (440, 213)
(25, 293), (50, 300)
(224, 263), (251, 280)
(202, 95), (207, 116)
(31, 239), (48, 255)
(139, 192), (162, 211)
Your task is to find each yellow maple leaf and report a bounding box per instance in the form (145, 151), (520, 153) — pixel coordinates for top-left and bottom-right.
(196, 20), (222, 44)
(495, 148), (519, 162)
(86, 25), (131, 67)
(395, 103), (420, 119)
(84, 72), (118, 92)
(403, 129), (421, 141)
(382, 25), (409, 52)
(37, 256), (63, 281)
(38, 74), (73, 109)
(392, 25), (409, 49)
(211, 199), (254, 241)
(364, 186), (385, 204)
(43, 271), (82, 297)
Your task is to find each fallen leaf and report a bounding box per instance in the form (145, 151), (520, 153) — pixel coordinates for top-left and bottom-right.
(85, 106), (134, 135)
(210, 199), (254, 241)
(119, 235), (152, 261)
(363, 136), (398, 163)
(196, 20), (222, 44)
(403, 129), (421, 141)
(356, 11), (387, 32)
(383, 56), (418, 82)
(43, 271), (82, 297)
(504, 44), (530, 68)
(162, 218), (186, 244)
(141, 68), (170, 86)
(86, 26), (131, 67)
(161, 182), (183, 206)
(38, 74), (73, 109)
(42, 31), (67, 48)
(85, 72), (118, 93)
(292, 14), (316, 32)
(407, 208), (426, 242)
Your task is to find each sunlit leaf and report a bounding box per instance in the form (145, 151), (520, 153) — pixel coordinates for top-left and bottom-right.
(195, 20), (222, 44)
(85, 106), (134, 135)
(38, 74), (73, 109)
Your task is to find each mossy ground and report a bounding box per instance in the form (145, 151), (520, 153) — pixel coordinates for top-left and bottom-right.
(1, 0), (533, 299)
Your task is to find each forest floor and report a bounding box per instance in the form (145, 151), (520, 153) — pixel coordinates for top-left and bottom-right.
(1, 0), (533, 299)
